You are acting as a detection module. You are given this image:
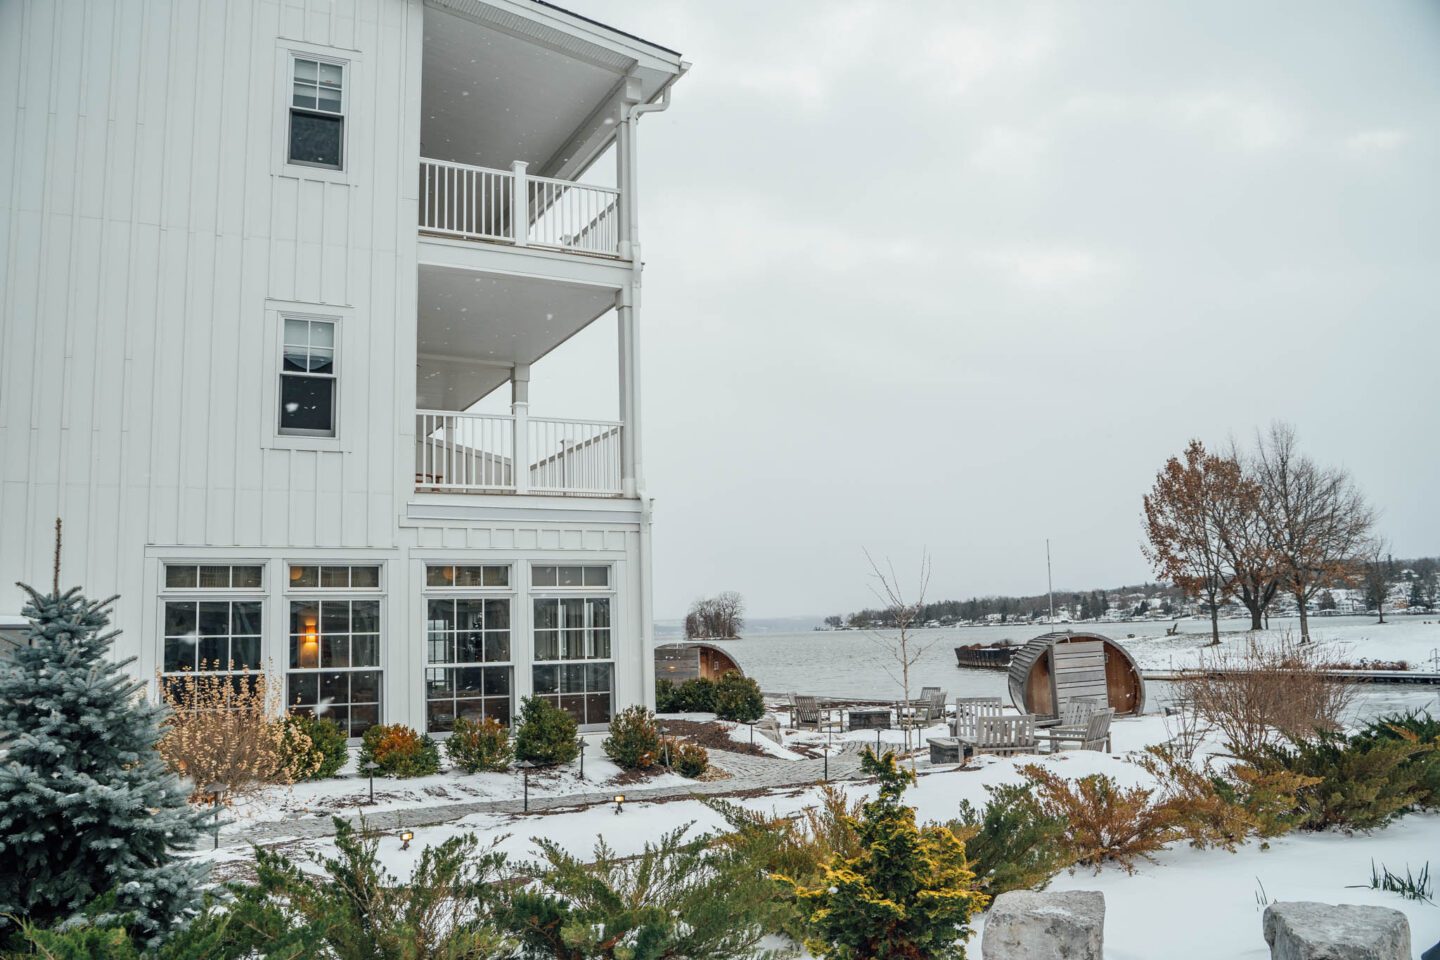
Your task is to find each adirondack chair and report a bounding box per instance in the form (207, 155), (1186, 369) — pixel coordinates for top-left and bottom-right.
(969, 714), (1038, 756)
(951, 698), (1004, 740)
(791, 694), (823, 730)
(1057, 696), (1104, 728)
(925, 688), (948, 722)
(1045, 707), (1114, 753)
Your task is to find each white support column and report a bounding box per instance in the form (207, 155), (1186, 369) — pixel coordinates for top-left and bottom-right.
(615, 76), (642, 261)
(510, 160), (529, 246)
(512, 363), (530, 494)
(616, 290), (640, 499)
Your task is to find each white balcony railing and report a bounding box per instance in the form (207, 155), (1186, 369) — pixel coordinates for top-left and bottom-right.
(415, 410), (624, 496)
(419, 158), (622, 257)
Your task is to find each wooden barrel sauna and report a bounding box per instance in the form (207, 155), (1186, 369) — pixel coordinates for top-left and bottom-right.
(1007, 631), (1145, 718)
(654, 642), (743, 684)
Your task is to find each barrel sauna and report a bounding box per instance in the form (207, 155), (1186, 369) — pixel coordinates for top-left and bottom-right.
(654, 642), (743, 684)
(1007, 631), (1145, 718)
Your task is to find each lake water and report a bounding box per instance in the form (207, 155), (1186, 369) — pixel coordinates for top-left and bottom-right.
(703, 615), (1440, 720)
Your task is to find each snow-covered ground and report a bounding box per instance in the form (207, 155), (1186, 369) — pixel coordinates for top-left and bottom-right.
(206, 710), (1440, 957)
(1121, 614), (1440, 673)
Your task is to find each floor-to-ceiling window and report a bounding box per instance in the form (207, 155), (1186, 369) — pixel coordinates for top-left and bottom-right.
(424, 564), (513, 732)
(285, 564), (384, 737)
(530, 564), (613, 727)
(160, 563), (266, 699)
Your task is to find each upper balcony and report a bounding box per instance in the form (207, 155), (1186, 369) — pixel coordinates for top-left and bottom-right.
(420, 0), (685, 264)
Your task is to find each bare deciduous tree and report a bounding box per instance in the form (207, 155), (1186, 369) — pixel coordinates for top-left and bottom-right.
(684, 591), (746, 639)
(1252, 423), (1376, 642)
(1362, 538), (1392, 625)
(863, 549), (936, 761)
(1219, 439), (1281, 631)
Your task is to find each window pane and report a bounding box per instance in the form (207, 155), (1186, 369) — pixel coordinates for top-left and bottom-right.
(291, 601), (320, 636)
(292, 633), (319, 669)
(351, 600), (379, 632)
(233, 601), (262, 635)
(165, 566), (197, 589)
(289, 111), (343, 168)
(318, 61), (342, 85)
(233, 565), (263, 589)
(232, 635), (261, 669)
(309, 320), (335, 349)
(293, 85), (317, 110)
(455, 599), (485, 630)
(583, 566), (608, 587)
(283, 346), (309, 373)
(198, 602), (230, 636)
(198, 635), (227, 667)
(351, 634), (378, 667)
(294, 58), (317, 80)
(591, 598), (610, 629)
(533, 630), (558, 661)
(427, 598), (455, 630)
(320, 600), (349, 634)
(455, 566), (486, 587)
(164, 601), (197, 637)
(561, 598), (585, 628)
(307, 348), (334, 375)
(585, 693), (612, 725)
(483, 631), (509, 663)
(532, 665), (558, 695)
(321, 635), (349, 668)
(163, 636), (193, 673)
(427, 699), (455, 733)
(533, 599), (559, 630)
(456, 631), (483, 664)
(483, 566), (509, 587)
(559, 566), (583, 587)
(562, 664), (587, 692)
(320, 566), (348, 588)
(426, 668), (453, 698)
(199, 565), (231, 589)
(484, 599), (509, 629)
(279, 374), (335, 434)
(586, 662), (613, 691)
(289, 565), (318, 588)
(532, 566), (557, 587)
(426, 566), (454, 587)
(428, 634), (453, 664)
(483, 666), (510, 696)
(456, 667), (484, 698)
(590, 629), (611, 660)
(351, 670), (380, 703)
(320, 671), (346, 702)
(488, 698), (512, 726)
(288, 672), (318, 706)
(351, 565), (380, 589)
(350, 704), (378, 737)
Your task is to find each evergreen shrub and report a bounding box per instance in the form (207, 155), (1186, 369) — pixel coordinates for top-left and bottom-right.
(359, 724), (441, 778)
(713, 672), (765, 723)
(512, 697), (579, 766)
(1353, 710), (1440, 809)
(675, 741), (709, 778)
(445, 715), (513, 774)
(1019, 764), (1179, 874)
(282, 713), (349, 781)
(604, 705), (662, 770)
(951, 781), (1073, 895)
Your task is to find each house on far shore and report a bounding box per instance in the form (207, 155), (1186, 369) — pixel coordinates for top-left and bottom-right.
(0, 0), (687, 738)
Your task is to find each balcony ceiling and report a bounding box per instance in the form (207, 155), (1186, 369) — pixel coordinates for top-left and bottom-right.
(417, 264), (617, 410)
(422, 4), (677, 178)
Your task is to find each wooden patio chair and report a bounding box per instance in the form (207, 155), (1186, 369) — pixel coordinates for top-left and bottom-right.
(968, 714), (1038, 756)
(951, 698), (1003, 739)
(1045, 708), (1115, 753)
(791, 694), (823, 731)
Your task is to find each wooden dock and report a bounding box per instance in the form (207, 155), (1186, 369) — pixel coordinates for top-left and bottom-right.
(1142, 668), (1440, 687)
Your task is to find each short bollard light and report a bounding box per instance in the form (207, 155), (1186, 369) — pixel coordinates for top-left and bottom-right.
(204, 783), (223, 851)
(822, 744), (830, 783)
(399, 829), (414, 851)
(577, 738), (588, 780)
(660, 726), (671, 769)
(613, 793), (625, 815)
(516, 759), (536, 813)
(361, 759), (377, 805)
(746, 721), (756, 747)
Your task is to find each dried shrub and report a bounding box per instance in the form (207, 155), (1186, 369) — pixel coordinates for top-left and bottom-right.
(1137, 743), (1314, 849)
(1176, 636), (1355, 755)
(157, 664), (317, 802)
(1019, 764), (1179, 874)
(950, 781), (1074, 894)
(603, 705), (662, 770)
(359, 723), (441, 778)
(675, 741), (709, 778)
(282, 712), (349, 781)
(445, 715), (513, 774)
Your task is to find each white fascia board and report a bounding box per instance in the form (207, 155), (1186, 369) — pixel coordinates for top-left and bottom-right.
(417, 235), (631, 289)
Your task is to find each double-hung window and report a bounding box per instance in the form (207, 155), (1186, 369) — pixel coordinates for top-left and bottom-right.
(160, 564), (266, 695)
(286, 564), (383, 737)
(289, 57), (344, 169)
(531, 565), (613, 727)
(279, 317), (336, 437)
(424, 565), (513, 732)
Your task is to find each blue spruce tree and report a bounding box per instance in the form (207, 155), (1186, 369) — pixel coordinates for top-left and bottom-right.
(0, 537), (210, 947)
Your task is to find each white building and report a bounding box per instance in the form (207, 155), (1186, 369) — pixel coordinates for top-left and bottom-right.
(0, 0), (686, 736)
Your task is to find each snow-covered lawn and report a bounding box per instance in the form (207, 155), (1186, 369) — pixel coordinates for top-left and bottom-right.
(207, 709), (1440, 957)
(1122, 614), (1440, 673)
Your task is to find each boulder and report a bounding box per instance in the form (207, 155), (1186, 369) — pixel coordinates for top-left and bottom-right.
(982, 890), (1105, 960)
(1263, 901), (1410, 960)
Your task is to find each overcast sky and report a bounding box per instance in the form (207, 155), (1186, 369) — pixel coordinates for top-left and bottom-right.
(531, 1), (1440, 620)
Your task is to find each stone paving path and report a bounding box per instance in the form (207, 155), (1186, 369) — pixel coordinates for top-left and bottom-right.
(225, 742), (878, 848)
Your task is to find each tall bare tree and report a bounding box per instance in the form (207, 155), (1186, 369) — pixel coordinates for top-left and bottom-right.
(1142, 440), (1243, 645)
(863, 549), (935, 761)
(1253, 423), (1375, 642)
(684, 592), (745, 639)
(1362, 538), (1392, 625)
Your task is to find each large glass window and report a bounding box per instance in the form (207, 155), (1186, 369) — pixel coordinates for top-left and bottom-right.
(161, 563), (266, 680)
(289, 57), (344, 169)
(286, 564), (382, 737)
(279, 318), (336, 437)
(424, 565), (512, 733)
(531, 564), (613, 726)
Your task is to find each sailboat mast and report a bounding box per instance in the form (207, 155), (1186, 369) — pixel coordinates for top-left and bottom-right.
(1047, 539), (1055, 624)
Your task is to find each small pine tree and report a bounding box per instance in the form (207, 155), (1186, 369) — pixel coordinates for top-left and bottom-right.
(0, 571), (211, 946)
(512, 697), (579, 766)
(783, 749), (986, 959)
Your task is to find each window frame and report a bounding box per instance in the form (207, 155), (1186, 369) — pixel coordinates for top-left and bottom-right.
(264, 305), (348, 451)
(284, 562), (386, 739)
(529, 563), (614, 728)
(277, 316), (339, 439)
(158, 563), (268, 681)
(423, 564), (515, 734)
(286, 54), (346, 172)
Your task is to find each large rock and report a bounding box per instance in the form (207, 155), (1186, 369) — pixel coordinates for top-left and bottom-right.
(1263, 901), (1410, 960)
(982, 890), (1105, 960)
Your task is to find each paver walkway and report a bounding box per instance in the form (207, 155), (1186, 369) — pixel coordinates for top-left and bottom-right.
(225, 742), (879, 848)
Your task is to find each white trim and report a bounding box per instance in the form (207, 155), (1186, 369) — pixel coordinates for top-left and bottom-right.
(262, 303), (351, 452)
(273, 40), (359, 186)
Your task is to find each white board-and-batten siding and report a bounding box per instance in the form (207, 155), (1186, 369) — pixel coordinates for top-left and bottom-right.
(0, 0), (655, 722)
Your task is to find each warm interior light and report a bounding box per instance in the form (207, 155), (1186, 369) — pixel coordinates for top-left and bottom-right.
(301, 616), (319, 668)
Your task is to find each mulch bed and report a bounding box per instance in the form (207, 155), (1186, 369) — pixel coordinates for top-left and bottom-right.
(658, 718), (767, 756)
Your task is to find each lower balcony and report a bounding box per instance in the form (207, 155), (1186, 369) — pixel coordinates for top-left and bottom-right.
(416, 411), (624, 497)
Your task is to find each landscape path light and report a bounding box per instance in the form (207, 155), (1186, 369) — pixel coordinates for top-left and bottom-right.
(204, 782), (223, 850)
(360, 758), (377, 804)
(515, 759), (537, 813)
(399, 828), (414, 851)
(613, 793), (625, 815)
(577, 737), (588, 780)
